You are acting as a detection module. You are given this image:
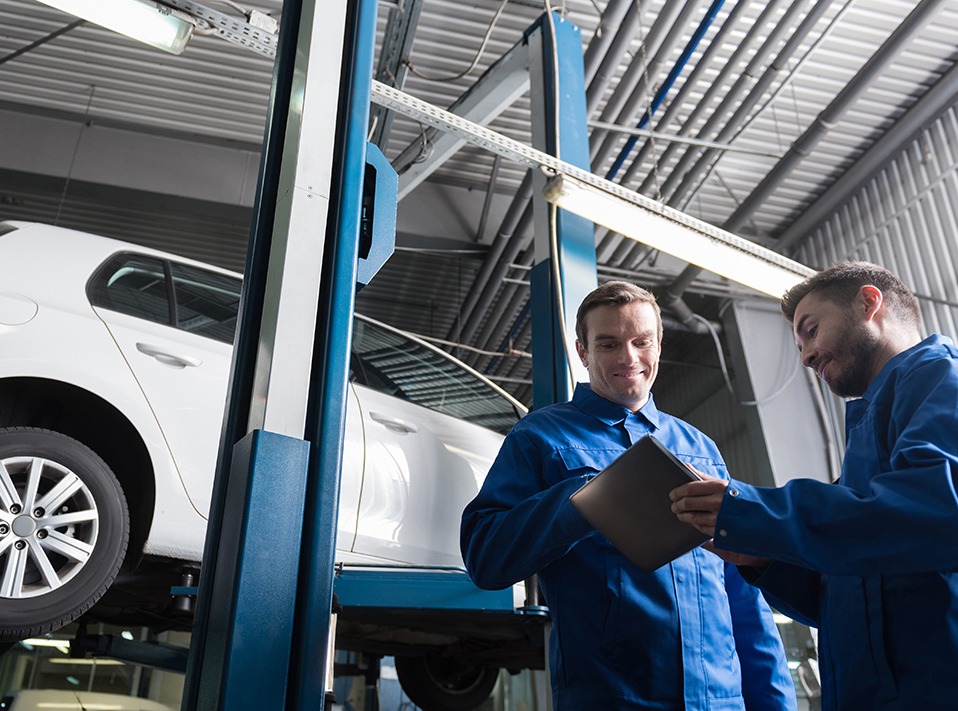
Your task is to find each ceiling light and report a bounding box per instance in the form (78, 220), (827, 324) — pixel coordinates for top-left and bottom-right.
(542, 173), (815, 299)
(35, 0), (194, 55)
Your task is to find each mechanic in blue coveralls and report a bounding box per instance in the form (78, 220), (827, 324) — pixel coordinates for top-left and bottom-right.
(671, 261), (958, 710)
(461, 281), (797, 710)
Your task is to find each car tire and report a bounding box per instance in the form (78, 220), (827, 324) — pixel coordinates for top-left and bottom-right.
(394, 653), (499, 711)
(0, 427), (130, 641)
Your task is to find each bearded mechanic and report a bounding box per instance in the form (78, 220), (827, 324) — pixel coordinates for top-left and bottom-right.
(671, 261), (958, 710)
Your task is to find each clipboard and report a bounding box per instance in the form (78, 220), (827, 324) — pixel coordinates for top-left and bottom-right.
(569, 434), (709, 572)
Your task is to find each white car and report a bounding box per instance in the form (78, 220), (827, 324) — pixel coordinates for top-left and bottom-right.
(0, 222), (532, 702)
(0, 689), (175, 711)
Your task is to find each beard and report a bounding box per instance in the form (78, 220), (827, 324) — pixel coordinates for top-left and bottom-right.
(826, 321), (881, 399)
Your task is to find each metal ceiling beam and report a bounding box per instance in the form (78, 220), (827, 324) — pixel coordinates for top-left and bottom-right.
(369, 0), (424, 147)
(393, 41), (531, 199)
(724, 0), (950, 233)
(776, 57), (958, 252)
(662, 0), (950, 314)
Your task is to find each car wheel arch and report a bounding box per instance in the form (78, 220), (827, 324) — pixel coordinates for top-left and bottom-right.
(0, 376), (156, 568)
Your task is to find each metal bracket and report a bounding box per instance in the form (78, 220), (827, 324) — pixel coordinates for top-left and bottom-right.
(163, 0), (279, 58)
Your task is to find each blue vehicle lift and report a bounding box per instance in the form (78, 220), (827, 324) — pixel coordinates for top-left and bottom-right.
(64, 6), (595, 711)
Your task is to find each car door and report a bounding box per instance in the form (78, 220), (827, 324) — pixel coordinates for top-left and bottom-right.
(86, 252), (364, 550)
(347, 317), (522, 567)
(87, 253), (239, 519)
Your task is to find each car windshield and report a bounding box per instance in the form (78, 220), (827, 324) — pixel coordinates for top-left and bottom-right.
(351, 318), (522, 435)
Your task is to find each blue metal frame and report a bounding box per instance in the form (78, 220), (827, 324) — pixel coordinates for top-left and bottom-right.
(183, 0), (381, 708)
(182, 0), (313, 706)
(192, 431), (310, 709)
(529, 12), (598, 409)
(288, 0), (379, 708)
(333, 569), (516, 611)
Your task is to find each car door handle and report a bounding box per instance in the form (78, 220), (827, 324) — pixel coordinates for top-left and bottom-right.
(369, 412), (418, 434)
(136, 342), (203, 369)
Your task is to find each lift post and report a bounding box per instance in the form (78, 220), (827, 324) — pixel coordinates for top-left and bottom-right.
(181, 0), (384, 709)
(527, 11), (598, 408)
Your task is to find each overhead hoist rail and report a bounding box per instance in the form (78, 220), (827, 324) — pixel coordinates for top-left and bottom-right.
(370, 80), (816, 298)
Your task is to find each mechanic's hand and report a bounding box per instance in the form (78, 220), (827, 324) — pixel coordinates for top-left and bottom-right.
(669, 477), (728, 537)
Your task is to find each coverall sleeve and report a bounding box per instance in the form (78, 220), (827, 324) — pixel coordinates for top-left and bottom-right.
(460, 429), (595, 590)
(740, 562), (822, 629)
(724, 563), (798, 710)
(714, 357), (958, 576)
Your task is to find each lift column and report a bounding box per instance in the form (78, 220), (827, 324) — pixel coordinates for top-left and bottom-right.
(182, 0), (383, 709)
(527, 12), (598, 408)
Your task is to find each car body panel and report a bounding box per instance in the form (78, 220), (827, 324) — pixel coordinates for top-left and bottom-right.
(0, 221), (525, 575)
(353, 385), (500, 566)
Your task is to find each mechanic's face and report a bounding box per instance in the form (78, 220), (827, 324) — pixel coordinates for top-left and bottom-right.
(793, 291), (881, 398)
(576, 301), (661, 412)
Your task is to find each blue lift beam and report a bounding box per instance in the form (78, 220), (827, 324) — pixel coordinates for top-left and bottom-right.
(528, 12), (598, 409)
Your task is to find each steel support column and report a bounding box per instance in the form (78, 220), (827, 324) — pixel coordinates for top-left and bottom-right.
(527, 12), (598, 409)
(182, 0), (378, 708)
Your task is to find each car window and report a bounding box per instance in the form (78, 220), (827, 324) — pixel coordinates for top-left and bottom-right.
(170, 262), (241, 344)
(89, 254), (241, 345)
(352, 318), (521, 435)
(88, 254), (172, 326)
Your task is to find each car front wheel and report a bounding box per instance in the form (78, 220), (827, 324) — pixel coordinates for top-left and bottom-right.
(0, 427), (129, 641)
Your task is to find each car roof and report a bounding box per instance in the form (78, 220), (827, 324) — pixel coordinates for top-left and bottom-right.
(0, 221), (241, 278)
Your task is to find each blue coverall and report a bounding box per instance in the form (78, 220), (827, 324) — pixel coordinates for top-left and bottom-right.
(714, 334), (958, 710)
(462, 384), (797, 710)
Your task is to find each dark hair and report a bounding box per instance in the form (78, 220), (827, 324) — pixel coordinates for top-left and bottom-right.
(781, 261), (921, 329)
(575, 281), (662, 345)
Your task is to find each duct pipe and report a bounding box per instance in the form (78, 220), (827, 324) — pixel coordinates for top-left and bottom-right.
(612, 0), (819, 270)
(582, 0), (639, 88)
(633, 0), (795, 198)
(724, 0), (950, 233)
(606, 0), (726, 180)
(591, 0), (704, 167)
(776, 56), (958, 251)
(586, 2), (644, 115)
(447, 172), (532, 342)
(663, 0), (949, 309)
(654, 0), (813, 202)
(459, 199), (534, 345)
(613, 0), (751, 199)
(594, 0), (751, 262)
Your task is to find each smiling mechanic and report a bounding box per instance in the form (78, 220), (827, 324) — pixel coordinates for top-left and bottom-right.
(462, 281), (796, 710)
(671, 261), (958, 710)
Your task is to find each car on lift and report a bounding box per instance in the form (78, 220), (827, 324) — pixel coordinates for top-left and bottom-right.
(0, 221), (541, 710)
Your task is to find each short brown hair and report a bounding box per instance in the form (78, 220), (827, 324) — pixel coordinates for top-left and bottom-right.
(575, 281), (662, 345)
(781, 261), (921, 330)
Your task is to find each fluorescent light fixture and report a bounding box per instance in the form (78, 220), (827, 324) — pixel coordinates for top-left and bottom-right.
(543, 173), (816, 299)
(35, 0), (194, 55)
(21, 637), (71, 654)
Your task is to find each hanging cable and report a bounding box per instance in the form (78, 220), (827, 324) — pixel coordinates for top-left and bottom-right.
(688, 312), (800, 407)
(404, 0), (511, 82)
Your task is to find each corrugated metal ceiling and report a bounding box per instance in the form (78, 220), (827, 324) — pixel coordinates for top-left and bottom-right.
(1, 0), (957, 409)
